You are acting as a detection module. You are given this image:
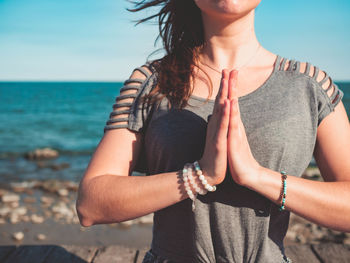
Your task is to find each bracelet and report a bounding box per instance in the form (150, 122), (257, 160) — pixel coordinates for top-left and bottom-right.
(193, 161), (216, 192)
(187, 163), (208, 195)
(279, 171), (288, 211)
(182, 163), (197, 211)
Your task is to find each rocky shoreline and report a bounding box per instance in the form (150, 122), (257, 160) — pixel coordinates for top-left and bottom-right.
(0, 165), (349, 246)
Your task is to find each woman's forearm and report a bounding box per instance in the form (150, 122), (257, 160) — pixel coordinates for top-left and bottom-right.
(247, 167), (350, 232)
(76, 170), (191, 227)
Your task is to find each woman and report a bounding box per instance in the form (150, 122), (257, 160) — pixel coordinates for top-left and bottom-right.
(76, 0), (350, 262)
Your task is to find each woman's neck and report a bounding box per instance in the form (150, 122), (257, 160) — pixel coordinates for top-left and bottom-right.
(199, 9), (261, 70)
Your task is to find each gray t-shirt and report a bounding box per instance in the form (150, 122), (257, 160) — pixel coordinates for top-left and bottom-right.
(103, 55), (344, 263)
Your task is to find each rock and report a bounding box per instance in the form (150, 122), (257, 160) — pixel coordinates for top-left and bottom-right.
(0, 218), (6, 224)
(64, 181), (79, 192)
(57, 188), (69, 197)
(50, 163), (70, 171)
(36, 162), (70, 170)
(23, 197), (36, 203)
(43, 210), (52, 217)
(12, 207), (27, 216)
(51, 202), (73, 218)
(302, 167), (321, 180)
(0, 189), (8, 197)
(12, 231), (24, 241)
(39, 180), (64, 193)
(344, 238), (350, 245)
(9, 214), (20, 224)
(36, 233), (46, 241)
(40, 196), (54, 205)
(0, 207), (11, 217)
(1, 193), (20, 203)
(138, 214), (153, 224)
(10, 181), (37, 192)
(31, 214), (44, 224)
(24, 147), (59, 160)
(22, 215), (30, 222)
(9, 201), (19, 208)
(119, 220), (134, 228)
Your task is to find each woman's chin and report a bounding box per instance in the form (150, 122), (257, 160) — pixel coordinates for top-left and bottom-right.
(194, 0), (261, 18)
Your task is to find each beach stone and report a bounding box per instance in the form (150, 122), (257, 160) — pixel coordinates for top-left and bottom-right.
(9, 214), (20, 224)
(10, 181), (37, 192)
(36, 233), (46, 241)
(66, 181), (79, 190)
(138, 214), (154, 224)
(24, 147), (59, 160)
(64, 181), (79, 191)
(344, 238), (350, 245)
(0, 189), (8, 197)
(12, 207), (27, 216)
(12, 231), (24, 241)
(0, 207), (11, 217)
(302, 167), (321, 180)
(52, 202), (73, 218)
(9, 201), (19, 208)
(22, 215), (30, 222)
(39, 180), (64, 193)
(50, 162), (70, 171)
(43, 210), (52, 217)
(119, 220), (134, 228)
(1, 193), (20, 203)
(23, 196), (37, 203)
(31, 214), (45, 224)
(57, 188), (69, 197)
(40, 196), (54, 205)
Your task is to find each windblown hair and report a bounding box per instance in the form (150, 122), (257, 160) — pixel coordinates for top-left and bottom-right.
(128, 0), (212, 108)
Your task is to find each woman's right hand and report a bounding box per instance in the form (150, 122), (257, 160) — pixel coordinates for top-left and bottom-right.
(198, 69), (230, 186)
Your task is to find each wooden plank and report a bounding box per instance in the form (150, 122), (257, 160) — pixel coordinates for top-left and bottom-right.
(44, 245), (98, 263)
(0, 246), (17, 262)
(3, 245), (54, 263)
(92, 245), (137, 263)
(285, 245), (320, 263)
(311, 243), (350, 263)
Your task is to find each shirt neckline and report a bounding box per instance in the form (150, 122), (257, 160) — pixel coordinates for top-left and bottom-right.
(189, 54), (281, 103)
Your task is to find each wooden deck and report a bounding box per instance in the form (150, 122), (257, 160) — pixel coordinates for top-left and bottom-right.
(0, 244), (349, 263)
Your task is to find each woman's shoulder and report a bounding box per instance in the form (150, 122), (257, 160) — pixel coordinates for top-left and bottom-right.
(275, 55), (342, 100)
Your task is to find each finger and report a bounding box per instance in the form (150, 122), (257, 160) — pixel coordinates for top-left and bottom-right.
(214, 69), (228, 115)
(216, 99), (230, 140)
(228, 70), (238, 100)
(219, 69), (229, 100)
(228, 98), (240, 136)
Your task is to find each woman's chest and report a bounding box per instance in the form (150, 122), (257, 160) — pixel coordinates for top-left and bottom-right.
(144, 87), (318, 174)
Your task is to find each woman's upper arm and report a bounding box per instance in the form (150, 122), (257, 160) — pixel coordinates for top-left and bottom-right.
(81, 65), (153, 183)
(313, 75), (350, 182)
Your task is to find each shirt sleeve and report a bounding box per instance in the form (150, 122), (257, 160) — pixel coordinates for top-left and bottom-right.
(103, 63), (156, 134)
(314, 68), (344, 126)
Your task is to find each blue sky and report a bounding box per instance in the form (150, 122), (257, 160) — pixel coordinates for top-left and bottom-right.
(0, 0), (349, 81)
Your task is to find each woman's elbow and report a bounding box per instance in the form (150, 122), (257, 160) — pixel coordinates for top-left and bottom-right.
(75, 197), (95, 227)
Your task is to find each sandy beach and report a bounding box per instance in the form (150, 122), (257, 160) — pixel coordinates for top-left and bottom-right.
(0, 166), (349, 249)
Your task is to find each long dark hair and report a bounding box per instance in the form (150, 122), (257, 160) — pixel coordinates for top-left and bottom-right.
(128, 0), (213, 108)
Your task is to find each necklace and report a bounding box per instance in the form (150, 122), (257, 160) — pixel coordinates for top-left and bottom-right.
(199, 44), (261, 74)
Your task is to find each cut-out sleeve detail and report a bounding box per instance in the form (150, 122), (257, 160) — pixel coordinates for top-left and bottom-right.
(304, 63), (311, 75)
(313, 67), (344, 126)
(103, 63), (156, 133)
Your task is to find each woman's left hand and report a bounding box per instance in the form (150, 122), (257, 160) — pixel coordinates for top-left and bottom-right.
(227, 70), (262, 187)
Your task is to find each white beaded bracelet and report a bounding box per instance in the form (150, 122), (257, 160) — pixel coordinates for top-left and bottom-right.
(187, 163), (208, 195)
(193, 160), (216, 192)
(182, 163), (197, 211)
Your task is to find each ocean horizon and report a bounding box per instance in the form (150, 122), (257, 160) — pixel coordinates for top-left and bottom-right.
(0, 81), (349, 183)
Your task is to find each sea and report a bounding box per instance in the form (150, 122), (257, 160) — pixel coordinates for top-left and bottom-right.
(0, 81), (349, 184)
